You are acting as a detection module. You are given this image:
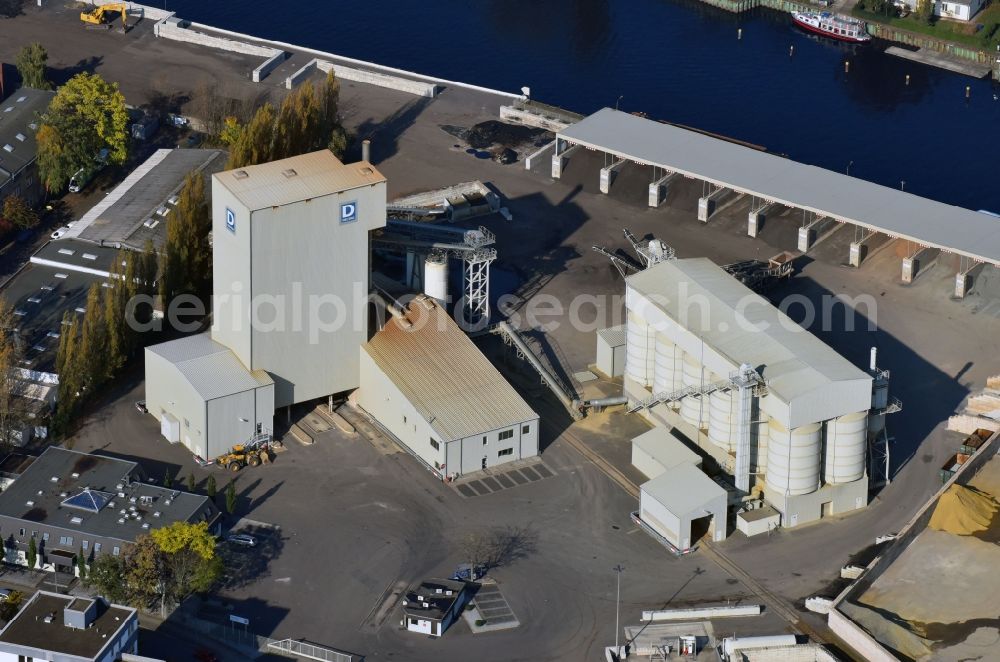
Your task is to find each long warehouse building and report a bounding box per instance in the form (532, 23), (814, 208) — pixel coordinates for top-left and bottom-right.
(624, 258), (879, 531)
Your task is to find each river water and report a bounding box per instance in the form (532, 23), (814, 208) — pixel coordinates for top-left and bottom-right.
(165, 0), (1000, 210)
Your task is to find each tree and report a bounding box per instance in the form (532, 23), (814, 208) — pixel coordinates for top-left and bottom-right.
(187, 471), (196, 492)
(15, 43), (51, 90)
(225, 478), (237, 515)
(0, 298), (26, 449)
(53, 311), (81, 435)
(206, 474), (217, 500)
(219, 116), (243, 146)
(103, 251), (131, 373)
(85, 553), (128, 604)
(915, 0), (933, 22)
(163, 469), (172, 489)
(2, 195), (39, 230)
(124, 536), (164, 608)
(227, 102), (276, 170)
(160, 171), (210, 307)
(36, 72), (129, 192)
(0, 590), (23, 621)
(26, 536), (36, 570)
(151, 521), (222, 602)
(77, 545), (87, 580)
(78, 283), (108, 390)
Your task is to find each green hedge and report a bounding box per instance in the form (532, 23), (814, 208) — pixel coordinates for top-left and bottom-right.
(853, 3), (1000, 50)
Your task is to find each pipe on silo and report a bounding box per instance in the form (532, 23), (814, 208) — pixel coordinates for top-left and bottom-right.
(362, 139), (371, 163)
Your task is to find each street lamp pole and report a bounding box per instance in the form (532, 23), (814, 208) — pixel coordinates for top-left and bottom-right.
(613, 564), (625, 658)
(846, 160), (853, 177)
(615, 95), (624, 111)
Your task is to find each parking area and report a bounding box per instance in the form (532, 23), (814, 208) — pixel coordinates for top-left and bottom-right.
(452, 459), (556, 498)
(471, 582), (519, 629)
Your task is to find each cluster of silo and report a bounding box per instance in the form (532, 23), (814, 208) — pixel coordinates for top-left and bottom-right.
(764, 413), (867, 496)
(625, 312), (655, 388)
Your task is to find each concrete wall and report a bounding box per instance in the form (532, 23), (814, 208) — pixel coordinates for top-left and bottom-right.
(154, 20), (280, 58)
(143, 348), (207, 456)
(639, 489), (682, 547)
(315, 61), (438, 98)
(212, 177), (386, 406)
(632, 443), (666, 481)
(253, 50), (288, 83)
(765, 475), (867, 528)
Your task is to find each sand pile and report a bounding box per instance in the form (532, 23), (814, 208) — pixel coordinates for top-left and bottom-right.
(928, 484), (999, 536)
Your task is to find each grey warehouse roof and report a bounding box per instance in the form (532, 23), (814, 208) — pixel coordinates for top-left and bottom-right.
(146, 333), (272, 401)
(0, 88), (54, 189)
(641, 463), (727, 518)
(363, 297), (538, 442)
(64, 148), (225, 250)
(560, 108), (1000, 266)
(596, 324), (626, 347)
(633, 427), (701, 470)
(0, 446), (218, 544)
(214, 149), (385, 211)
(627, 259), (872, 427)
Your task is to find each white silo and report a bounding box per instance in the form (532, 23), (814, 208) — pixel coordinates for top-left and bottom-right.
(679, 353), (705, 428)
(766, 420), (822, 496)
(707, 389), (736, 452)
(625, 312), (654, 388)
(653, 334), (682, 396)
(423, 252), (449, 303)
(825, 412), (868, 484)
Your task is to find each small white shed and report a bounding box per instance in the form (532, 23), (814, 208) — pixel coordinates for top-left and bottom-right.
(595, 325), (626, 378)
(639, 463), (728, 552)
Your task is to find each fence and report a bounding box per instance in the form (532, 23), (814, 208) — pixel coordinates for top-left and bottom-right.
(190, 619), (355, 661)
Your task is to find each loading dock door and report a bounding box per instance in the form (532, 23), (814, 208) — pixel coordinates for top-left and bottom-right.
(160, 413), (180, 443)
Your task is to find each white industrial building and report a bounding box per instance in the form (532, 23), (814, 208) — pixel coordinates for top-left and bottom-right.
(358, 295), (539, 478)
(145, 150), (386, 457)
(144, 334), (274, 460)
(624, 258), (878, 530)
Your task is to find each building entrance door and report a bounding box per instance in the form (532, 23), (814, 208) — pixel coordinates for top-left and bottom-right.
(481, 457), (487, 470)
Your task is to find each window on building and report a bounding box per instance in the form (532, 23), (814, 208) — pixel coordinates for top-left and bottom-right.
(430, 439), (440, 450)
(522, 425), (530, 434)
(82, 540), (89, 551)
(18, 528), (24, 537)
(409, 618), (418, 626)
(403, 415), (407, 424)
(499, 448), (513, 457)
(112, 546), (120, 556)
(482, 436), (487, 445)
(94, 543), (101, 553)
(59, 536), (73, 546)
(499, 429), (513, 441)
(30, 531), (36, 538)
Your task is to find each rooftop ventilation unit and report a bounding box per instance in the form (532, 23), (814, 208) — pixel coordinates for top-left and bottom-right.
(234, 170), (249, 180)
(70, 516), (82, 524)
(71, 473), (79, 479)
(282, 168), (297, 178)
(43, 613), (54, 624)
(141, 523), (149, 529)
(118, 518), (125, 524)
(50, 476), (58, 482)
(59, 492), (68, 498)
(25, 500), (33, 506)
(153, 511), (161, 518)
(115, 484), (123, 490)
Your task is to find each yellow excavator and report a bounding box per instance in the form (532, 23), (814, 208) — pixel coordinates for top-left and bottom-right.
(80, 3), (129, 31)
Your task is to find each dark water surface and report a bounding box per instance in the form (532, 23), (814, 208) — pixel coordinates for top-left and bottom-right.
(165, 0), (1000, 210)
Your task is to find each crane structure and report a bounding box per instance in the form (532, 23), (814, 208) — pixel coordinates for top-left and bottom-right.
(80, 3), (129, 31)
(593, 227), (675, 278)
(373, 219), (497, 327)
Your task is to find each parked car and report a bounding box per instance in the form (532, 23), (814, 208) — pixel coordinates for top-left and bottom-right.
(134, 400), (148, 414)
(227, 533), (257, 547)
(451, 563), (486, 581)
(0, 588), (12, 602)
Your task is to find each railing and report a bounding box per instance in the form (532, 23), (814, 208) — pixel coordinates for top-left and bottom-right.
(267, 638), (354, 662)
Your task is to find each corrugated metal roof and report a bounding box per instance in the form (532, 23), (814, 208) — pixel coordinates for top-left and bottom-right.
(65, 148), (225, 250)
(633, 427), (701, 470)
(597, 324), (626, 347)
(363, 297), (537, 441)
(641, 462), (727, 517)
(627, 259), (871, 410)
(147, 333), (272, 401)
(214, 150), (386, 211)
(560, 108), (1000, 266)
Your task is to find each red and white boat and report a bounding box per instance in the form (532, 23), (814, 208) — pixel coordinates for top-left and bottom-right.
(792, 11), (871, 43)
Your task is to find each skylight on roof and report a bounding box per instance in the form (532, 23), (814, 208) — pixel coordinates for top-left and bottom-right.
(16, 96), (26, 103)
(82, 253), (97, 261)
(2, 145), (12, 153)
(61, 488), (113, 513)
(57, 249), (75, 256)
(15, 133), (25, 142)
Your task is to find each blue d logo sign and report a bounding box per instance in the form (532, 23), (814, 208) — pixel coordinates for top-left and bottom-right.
(341, 201), (358, 224)
(226, 208), (236, 234)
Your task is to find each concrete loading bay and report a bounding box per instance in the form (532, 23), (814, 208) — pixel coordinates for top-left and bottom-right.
(550, 108), (998, 296)
(4, 7), (1000, 658)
